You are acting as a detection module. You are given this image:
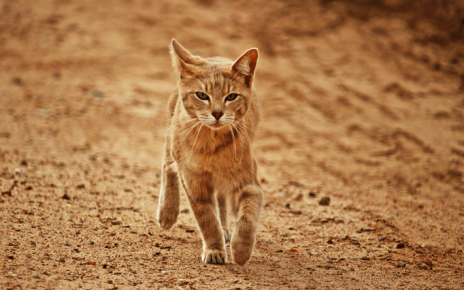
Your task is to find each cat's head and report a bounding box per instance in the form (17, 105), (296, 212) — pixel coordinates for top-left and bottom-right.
(170, 39), (258, 130)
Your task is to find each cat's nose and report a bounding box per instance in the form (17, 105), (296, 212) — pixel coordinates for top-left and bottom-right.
(212, 111), (223, 120)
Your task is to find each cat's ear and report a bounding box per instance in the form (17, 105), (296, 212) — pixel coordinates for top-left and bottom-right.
(231, 48), (259, 78)
(170, 39), (204, 76)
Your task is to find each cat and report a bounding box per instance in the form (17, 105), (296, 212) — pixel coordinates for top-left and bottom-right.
(156, 39), (263, 266)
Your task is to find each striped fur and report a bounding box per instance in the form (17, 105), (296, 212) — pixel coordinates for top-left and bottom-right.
(157, 39), (263, 266)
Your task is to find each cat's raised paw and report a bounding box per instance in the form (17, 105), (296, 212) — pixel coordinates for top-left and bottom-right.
(231, 237), (254, 266)
(202, 249), (227, 265)
(157, 207), (179, 230)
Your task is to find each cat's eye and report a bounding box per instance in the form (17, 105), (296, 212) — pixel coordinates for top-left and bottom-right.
(196, 92), (209, 100)
(225, 93), (238, 102)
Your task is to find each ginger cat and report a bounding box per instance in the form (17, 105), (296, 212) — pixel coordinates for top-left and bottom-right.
(157, 39), (263, 266)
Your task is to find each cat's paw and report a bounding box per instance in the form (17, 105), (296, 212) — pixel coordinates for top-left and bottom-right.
(223, 228), (231, 244)
(202, 249), (227, 265)
(231, 235), (255, 266)
(157, 207), (179, 230)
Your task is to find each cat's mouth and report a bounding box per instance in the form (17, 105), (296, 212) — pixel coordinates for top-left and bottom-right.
(207, 122), (225, 130)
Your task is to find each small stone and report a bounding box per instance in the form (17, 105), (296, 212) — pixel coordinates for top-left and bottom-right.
(309, 192), (317, 198)
(423, 258), (433, 267)
(275, 249), (283, 253)
(185, 229), (195, 233)
(20, 160), (28, 166)
(180, 208), (190, 214)
(418, 263), (429, 270)
(93, 91), (104, 98)
(134, 208), (140, 212)
(362, 256), (370, 260)
(284, 203), (291, 209)
(232, 279), (239, 283)
(327, 238), (334, 244)
(362, 227), (376, 232)
(397, 261), (406, 267)
(267, 239), (277, 244)
(33, 274), (40, 279)
(310, 252), (319, 256)
(7, 255), (14, 260)
(90, 241), (95, 245)
(396, 242), (406, 249)
(111, 220), (122, 226)
(425, 251), (430, 254)
(319, 197), (330, 206)
(62, 193), (71, 200)
(59, 257), (65, 263)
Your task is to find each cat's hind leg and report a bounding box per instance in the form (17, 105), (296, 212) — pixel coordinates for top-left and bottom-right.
(157, 140), (180, 230)
(230, 183), (263, 266)
(217, 192), (230, 244)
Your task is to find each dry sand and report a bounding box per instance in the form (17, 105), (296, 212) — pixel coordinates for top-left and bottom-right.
(1, 0), (464, 289)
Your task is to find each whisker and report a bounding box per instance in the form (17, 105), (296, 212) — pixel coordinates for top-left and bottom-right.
(178, 122), (200, 149)
(192, 124), (204, 151)
(229, 125), (237, 163)
(171, 118), (196, 129)
(231, 123), (246, 164)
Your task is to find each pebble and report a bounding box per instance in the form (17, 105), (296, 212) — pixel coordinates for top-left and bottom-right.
(134, 208), (140, 212)
(319, 197), (330, 206)
(423, 258), (433, 267)
(232, 279), (239, 283)
(309, 192), (317, 198)
(111, 220), (122, 225)
(59, 257), (65, 263)
(418, 264), (429, 270)
(362, 256), (370, 260)
(310, 252), (319, 256)
(62, 193), (71, 200)
(396, 242), (406, 249)
(267, 239), (277, 244)
(275, 249), (283, 253)
(33, 274), (40, 279)
(397, 261), (406, 267)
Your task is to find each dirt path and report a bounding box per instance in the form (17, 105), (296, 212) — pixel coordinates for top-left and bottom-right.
(1, 0), (464, 289)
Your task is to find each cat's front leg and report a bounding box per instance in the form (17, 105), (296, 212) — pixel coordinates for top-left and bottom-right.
(231, 183), (263, 266)
(180, 170), (227, 264)
(217, 192), (230, 244)
(157, 159), (180, 230)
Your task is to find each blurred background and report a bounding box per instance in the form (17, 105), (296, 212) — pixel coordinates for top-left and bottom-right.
(1, 0), (464, 288)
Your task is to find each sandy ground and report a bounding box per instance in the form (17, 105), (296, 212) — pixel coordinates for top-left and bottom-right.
(1, 0), (464, 289)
